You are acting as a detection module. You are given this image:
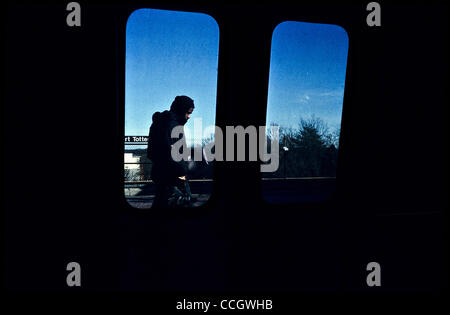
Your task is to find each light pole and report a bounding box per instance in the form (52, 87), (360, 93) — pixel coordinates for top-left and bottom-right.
(282, 146), (289, 179)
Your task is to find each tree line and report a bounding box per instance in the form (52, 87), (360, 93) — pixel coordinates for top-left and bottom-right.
(124, 116), (340, 181)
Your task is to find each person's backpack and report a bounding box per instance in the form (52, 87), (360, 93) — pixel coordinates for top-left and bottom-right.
(147, 111), (162, 161)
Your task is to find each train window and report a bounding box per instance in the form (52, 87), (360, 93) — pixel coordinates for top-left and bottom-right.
(124, 8), (219, 209)
(263, 21), (348, 203)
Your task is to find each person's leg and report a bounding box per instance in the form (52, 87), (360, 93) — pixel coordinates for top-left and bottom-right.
(154, 176), (195, 208)
(169, 177), (195, 207)
(152, 180), (169, 208)
(183, 180), (196, 203)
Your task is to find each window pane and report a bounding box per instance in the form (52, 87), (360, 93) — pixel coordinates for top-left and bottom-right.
(263, 21), (348, 203)
(125, 8), (219, 208)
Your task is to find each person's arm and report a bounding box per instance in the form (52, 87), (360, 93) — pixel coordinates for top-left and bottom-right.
(166, 120), (187, 177)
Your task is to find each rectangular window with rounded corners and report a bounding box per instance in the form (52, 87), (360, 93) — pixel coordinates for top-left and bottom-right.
(124, 8), (219, 209)
(263, 21), (349, 203)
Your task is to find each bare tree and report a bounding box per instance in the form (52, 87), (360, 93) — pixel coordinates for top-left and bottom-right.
(266, 115), (340, 178)
(124, 168), (141, 182)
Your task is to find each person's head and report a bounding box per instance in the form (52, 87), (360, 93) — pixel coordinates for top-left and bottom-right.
(170, 95), (195, 125)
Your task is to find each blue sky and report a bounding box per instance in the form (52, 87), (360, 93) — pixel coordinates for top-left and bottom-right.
(125, 9), (348, 146)
(125, 8), (219, 146)
(266, 21), (349, 132)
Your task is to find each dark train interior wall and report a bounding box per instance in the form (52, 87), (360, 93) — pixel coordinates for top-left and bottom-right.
(4, 1), (448, 294)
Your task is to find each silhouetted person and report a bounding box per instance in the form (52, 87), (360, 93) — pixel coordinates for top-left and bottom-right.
(147, 96), (195, 208)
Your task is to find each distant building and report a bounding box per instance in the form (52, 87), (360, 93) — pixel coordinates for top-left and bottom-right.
(124, 153), (140, 181)
(124, 153), (140, 170)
